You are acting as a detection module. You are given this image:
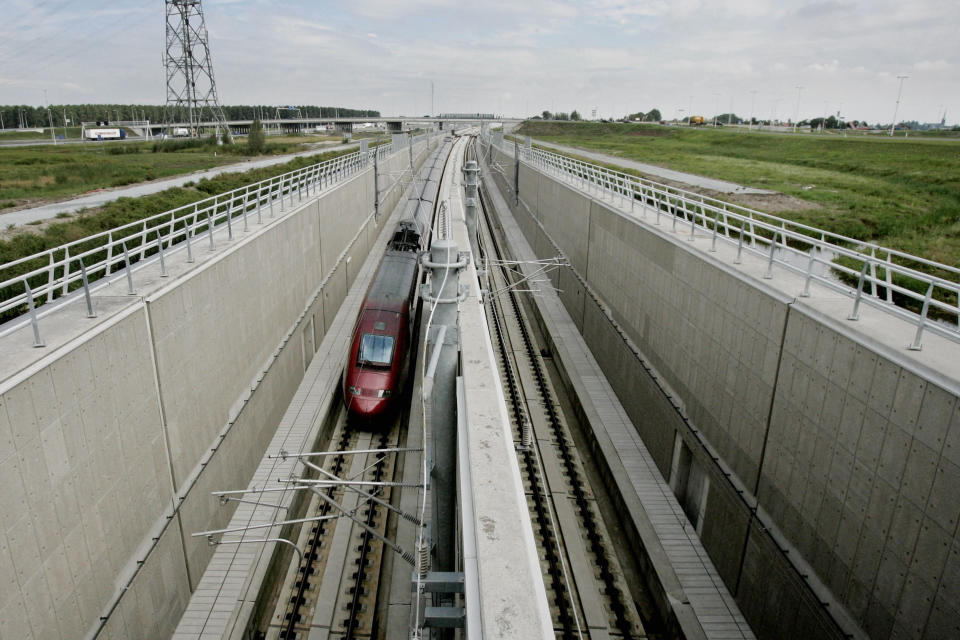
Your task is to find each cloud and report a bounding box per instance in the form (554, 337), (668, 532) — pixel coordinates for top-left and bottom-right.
(0, 0), (956, 124)
(913, 59), (950, 71)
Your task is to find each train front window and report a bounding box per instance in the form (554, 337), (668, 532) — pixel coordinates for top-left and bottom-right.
(358, 334), (395, 367)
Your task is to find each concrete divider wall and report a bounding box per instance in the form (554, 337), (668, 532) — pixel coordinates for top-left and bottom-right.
(488, 142), (960, 640)
(0, 137), (438, 640)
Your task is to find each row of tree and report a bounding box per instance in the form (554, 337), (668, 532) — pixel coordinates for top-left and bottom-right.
(535, 110), (583, 121)
(0, 104), (381, 129)
(625, 109), (662, 122)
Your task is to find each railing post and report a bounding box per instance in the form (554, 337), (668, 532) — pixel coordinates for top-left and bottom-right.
(61, 246), (71, 296)
(226, 197), (233, 240)
(869, 246), (878, 297)
(848, 261), (869, 320)
(688, 205), (696, 241)
(140, 220), (149, 261)
(79, 260), (95, 318)
(122, 241), (135, 296)
(185, 221), (194, 263)
(243, 186), (250, 232)
(106, 232), (114, 274)
(710, 210), (719, 252)
(270, 178), (276, 217)
(800, 247), (816, 297)
(157, 236), (167, 277)
(885, 253), (894, 303)
(207, 211), (215, 251)
(908, 282), (935, 351)
(764, 232), (778, 279)
(46, 253), (55, 302)
(256, 183), (263, 224)
(23, 280), (45, 347)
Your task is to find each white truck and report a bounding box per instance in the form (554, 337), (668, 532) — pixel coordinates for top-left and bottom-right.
(84, 128), (122, 140)
(171, 127), (190, 137)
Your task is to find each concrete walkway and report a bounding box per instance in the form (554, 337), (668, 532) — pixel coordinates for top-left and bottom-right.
(529, 138), (774, 195)
(1, 141), (357, 227)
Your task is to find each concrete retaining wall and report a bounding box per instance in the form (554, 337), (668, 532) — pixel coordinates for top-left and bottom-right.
(487, 142), (960, 640)
(0, 138), (437, 640)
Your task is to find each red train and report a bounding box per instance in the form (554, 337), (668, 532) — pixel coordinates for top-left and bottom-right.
(343, 140), (450, 421)
(343, 249), (419, 419)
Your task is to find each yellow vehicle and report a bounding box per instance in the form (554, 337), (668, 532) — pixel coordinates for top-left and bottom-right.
(689, 115), (706, 125)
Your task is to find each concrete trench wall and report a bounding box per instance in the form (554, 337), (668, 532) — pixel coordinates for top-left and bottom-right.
(486, 143), (960, 640)
(0, 138), (436, 640)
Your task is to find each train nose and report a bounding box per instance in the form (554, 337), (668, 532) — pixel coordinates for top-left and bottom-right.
(346, 395), (390, 418)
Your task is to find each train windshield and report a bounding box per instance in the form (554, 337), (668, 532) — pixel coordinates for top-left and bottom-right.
(358, 334), (395, 367)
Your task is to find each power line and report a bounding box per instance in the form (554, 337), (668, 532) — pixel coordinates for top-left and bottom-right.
(0, 0), (85, 59)
(0, 0), (154, 83)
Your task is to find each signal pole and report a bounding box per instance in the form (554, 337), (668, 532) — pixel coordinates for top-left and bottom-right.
(44, 90), (55, 145)
(793, 85), (803, 133)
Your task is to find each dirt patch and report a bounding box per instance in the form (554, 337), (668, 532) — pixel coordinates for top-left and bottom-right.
(623, 170), (822, 215)
(727, 191), (822, 213)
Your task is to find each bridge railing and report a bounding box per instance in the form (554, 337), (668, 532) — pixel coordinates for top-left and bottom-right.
(0, 142), (401, 338)
(491, 137), (960, 350)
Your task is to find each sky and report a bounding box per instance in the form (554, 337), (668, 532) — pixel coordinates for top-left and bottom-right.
(0, 0), (957, 125)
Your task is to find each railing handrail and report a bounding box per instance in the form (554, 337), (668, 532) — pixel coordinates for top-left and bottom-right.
(487, 135), (959, 351)
(522, 143), (960, 278)
(0, 133), (443, 327)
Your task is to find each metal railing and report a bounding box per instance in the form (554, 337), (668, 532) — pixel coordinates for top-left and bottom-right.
(0, 139), (418, 341)
(490, 137), (960, 351)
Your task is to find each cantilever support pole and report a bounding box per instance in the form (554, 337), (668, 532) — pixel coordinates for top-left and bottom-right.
(300, 459), (422, 526)
(374, 149), (380, 222)
(308, 487), (416, 565)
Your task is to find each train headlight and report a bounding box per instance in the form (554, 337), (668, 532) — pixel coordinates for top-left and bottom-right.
(377, 389), (391, 398)
(348, 385), (361, 396)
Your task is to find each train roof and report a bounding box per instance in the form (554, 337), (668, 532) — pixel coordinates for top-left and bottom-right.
(365, 251), (418, 312)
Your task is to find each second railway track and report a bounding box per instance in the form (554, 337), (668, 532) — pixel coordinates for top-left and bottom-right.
(474, 143), (656, 640)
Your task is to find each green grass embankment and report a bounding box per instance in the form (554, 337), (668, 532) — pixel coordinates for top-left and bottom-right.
(0, 136), (334, 212)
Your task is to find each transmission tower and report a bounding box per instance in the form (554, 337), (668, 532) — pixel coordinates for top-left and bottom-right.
(164, 0), (229, 138)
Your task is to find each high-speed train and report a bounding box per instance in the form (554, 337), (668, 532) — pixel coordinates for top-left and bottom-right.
(343, 139), (452, 421)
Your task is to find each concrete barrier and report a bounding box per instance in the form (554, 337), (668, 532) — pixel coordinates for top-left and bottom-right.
(0, 137), (438, 640)
(485, 141), (960, 640)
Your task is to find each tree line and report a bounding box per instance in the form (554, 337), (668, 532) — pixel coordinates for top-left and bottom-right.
(0, 104), (381, 129)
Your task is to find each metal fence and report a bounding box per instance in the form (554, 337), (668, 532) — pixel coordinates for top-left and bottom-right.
(0, 135), (440, 343)
(491, 137), (960, 351)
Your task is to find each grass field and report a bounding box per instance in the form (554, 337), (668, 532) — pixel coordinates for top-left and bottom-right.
(516, 121), (960, 268)
(0, 146), (358, 321)
(0, 135), (342, 212)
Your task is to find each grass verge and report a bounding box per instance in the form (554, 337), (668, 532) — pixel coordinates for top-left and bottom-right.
(0, 146), (357, 322)
(0, 136), (340, 212)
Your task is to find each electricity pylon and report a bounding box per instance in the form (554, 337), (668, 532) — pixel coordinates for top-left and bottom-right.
(163, 0), (230, 139)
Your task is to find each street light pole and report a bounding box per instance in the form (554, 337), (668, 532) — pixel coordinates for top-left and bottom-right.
(889, 75), (908, 137)
(713, 93), (719, 127)
(793, 85), (803, 134)
(44, 90), (55, 145)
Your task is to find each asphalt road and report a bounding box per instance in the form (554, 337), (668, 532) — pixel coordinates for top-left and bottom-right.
(1, 141), (356, 227)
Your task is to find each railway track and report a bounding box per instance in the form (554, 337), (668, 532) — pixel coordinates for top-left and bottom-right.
(474, 145), (651, 640)
(256, 135), (658, 640)
(262, 410), (407, 640)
